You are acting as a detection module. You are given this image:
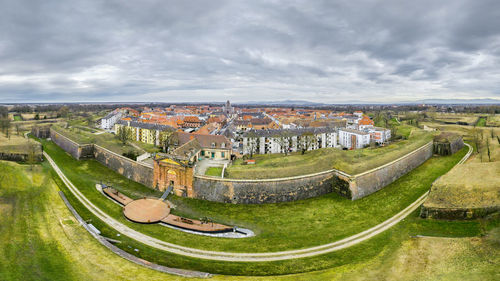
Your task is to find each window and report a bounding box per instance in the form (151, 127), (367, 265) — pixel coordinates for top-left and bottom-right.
(211, 142), (216, 148)
(221, 152), (225, 158)
(221, 142), (225, 148)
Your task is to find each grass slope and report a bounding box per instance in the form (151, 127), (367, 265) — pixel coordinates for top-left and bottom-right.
(1, 160), (498, 279)
(205, 167), (223, 176)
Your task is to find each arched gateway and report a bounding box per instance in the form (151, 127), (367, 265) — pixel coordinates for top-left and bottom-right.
(153, 155), (195, 197)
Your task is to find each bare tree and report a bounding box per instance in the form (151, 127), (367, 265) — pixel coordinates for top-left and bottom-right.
(245, 131), (258, 158)
(390, 124), (398, 141)
(486, 137), (491, 162)
(160, 131), (177, 153)
(86, 115), (93, 127)
(299, 132), (315, 155)
(274, 131), (293, 155)
(472, 128), (481, 155)
(26, 142), (39, 171)
(58, 106), (69, 118)
(116, 126), (132, 144)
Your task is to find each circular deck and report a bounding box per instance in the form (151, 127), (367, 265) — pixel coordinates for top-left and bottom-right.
(123, 198), (170, 223)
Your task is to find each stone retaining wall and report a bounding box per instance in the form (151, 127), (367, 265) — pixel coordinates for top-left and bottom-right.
(93, 145), (154, 188)
(193, 141), (434, 203)
(420, 205), (500, 220)
(349, 141), (434, 200)
(51, 125), (436, 204)
(193, 170), (351, 204)
(0, 152), (42, 162)
(50, 128), (154, 187)
(50, 128), (94, 160)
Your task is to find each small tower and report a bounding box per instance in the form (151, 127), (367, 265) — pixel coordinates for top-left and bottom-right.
(224, 100), (233, 114)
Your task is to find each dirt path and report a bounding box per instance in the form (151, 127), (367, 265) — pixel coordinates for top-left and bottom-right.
(44, 143), (473, 262)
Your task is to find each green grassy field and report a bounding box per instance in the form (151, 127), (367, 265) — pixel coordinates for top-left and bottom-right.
(52, 125), (141, 155)
(425, 162), (500, 209)
(226, 129), (433, 179)
(476, 117), (487, 127)
(45, 161), (500, 276)
(1, 160), (499, 279)
(0, 132), (42, 155)
(486, 114), (500, 127)
(205, 167), (223, 176)
(433, 113), (479, 124)
(13, 115), (22, 121)
(39, 135), (466, 255)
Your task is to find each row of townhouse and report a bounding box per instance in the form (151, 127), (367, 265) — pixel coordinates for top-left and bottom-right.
(241, 127), (338, 155)
(114, 119), (174, 146)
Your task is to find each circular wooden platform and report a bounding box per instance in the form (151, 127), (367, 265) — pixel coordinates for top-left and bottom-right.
(123, 198), (170, 223)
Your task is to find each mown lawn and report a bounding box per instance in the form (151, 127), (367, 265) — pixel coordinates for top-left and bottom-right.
(476, 117), (487, 127)
(40, 136), (466, 255)
(226, 129), (433, 179)
(0, 162), (83, 281)
(2, 158), (498, 278)
(52, 166), (500, 276)
(205, 167), (223, 176)
(52, 125), (141, 155)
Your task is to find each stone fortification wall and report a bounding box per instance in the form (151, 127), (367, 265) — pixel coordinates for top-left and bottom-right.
(349, 141), (433, 200)
(50, 125), (436, 204)
(50, 128), (93, 160)
(50, 128), (153, 187)
(0, 152), (42, 162)
(193, 141), (434, 204)
(93, 145), (154, 188)
(449, 137), (464, 155)
(193, 170), (351, 204)
(433, 135), (464, 156)
(420, 206), (500, 220)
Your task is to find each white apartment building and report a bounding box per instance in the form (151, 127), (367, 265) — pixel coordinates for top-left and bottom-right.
(339, 128), (371, 149)
(366, 127), (391, 144)
(100, 111), (123, 130)
(242, 128), (338, 155)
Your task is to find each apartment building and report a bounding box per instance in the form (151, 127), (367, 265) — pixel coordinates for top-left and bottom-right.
(339, 128), (371, 149)
(114, 119), (174, 146)
(242, 127), (338, 155)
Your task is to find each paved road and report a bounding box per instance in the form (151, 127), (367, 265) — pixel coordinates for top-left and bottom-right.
(44, 143), (472, 262)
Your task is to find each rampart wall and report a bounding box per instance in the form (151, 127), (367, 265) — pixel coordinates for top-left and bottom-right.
(193, 141), (434, 203)
(50, 125), (436, 204)
(50, 127), (154, 187)
(50, 128), (93, 159)
(193, 170), (351, 204)
(349, 141), (434, 200)
(93, 145), (154, 188)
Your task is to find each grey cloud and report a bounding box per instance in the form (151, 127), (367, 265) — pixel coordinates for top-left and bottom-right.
(0, 0), (499, 103)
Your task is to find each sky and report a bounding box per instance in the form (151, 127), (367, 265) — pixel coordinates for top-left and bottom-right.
(1, 0), (500, 104)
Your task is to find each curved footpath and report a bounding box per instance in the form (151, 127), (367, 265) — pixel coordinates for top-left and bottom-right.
(44, 143), (472, 262)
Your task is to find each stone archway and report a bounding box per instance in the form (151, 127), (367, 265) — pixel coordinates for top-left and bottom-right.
(166, 169), (177, 188)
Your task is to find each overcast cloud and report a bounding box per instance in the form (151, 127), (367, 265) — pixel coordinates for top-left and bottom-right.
(0, 0), (499, 103)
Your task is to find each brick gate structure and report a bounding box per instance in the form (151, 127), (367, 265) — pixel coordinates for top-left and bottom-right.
(153, 156), (195, 197)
